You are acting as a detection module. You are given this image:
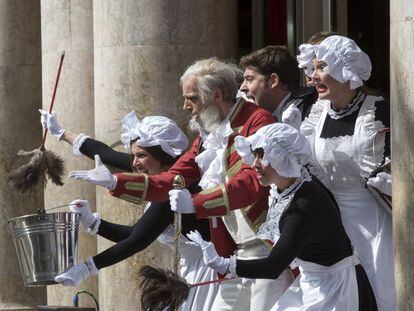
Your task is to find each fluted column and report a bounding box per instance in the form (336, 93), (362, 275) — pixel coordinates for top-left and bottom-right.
(390, 2), (414, 310)
(41, 0), (97, 308)
(0, 0), (45, 308)
(93, 0), (237, 309)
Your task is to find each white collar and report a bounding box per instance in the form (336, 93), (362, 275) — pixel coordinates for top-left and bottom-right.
(327, 91), (365, 120)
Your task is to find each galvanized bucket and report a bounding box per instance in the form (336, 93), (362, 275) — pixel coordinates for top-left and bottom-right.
(8, 212), (80, 286)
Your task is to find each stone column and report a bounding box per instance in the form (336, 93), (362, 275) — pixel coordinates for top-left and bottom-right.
(390, 2), (414, 310)
(93, 1), (237, 309)
(0, 0), (46, 309)
(41, 0), (97, 308)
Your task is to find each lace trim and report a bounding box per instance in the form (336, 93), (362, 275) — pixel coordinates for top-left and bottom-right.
(228, 255), (238, 277)
(257, 168), (312, 243)
(327, 91), (365, 120)
(300, 100), (326, 181)
(358, 96), (386, 178)
(300, 100), (326, 137)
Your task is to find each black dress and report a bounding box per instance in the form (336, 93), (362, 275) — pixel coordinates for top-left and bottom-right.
(235, 177), (377, 311)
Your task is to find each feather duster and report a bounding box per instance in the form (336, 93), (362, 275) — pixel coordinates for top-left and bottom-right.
(138, 265), (190, 311)
(8, 52), (66, 194)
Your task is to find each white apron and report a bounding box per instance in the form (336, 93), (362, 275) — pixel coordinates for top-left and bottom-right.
(272, 255), (359, 311)
(143, 200), (218, 311)
(157, 225), (219, 311)
(195, 111), (293, 310)
(301, 96), (395, 311)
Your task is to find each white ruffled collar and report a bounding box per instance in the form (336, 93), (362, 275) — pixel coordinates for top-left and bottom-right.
(195, 104), (238, 189)
(327, 90), (365, 120)
(257, 168), (312, 244)
(269, 167), (312, 202)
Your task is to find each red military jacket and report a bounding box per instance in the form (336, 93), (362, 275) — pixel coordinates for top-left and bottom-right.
(110, 100), (276, 257)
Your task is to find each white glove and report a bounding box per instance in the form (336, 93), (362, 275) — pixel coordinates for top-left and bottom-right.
(169, 189), (196, 214)
(68, 155), (117, 190)
(69, 199), (100, 234)
(367, 172), (392, 196)
(186, 230), (230, 275)
(281, 104), (302, 130)
(39, 109), (66, 140)
(55, 257), (98, 287)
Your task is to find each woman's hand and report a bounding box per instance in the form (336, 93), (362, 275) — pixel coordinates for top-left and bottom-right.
(55, 257), (98, 286)
(69, 155), (117, 190)
(187, 230), (230, 274)
(367, 172), (392, 196)
(69, 199), (99, 233)
(39, 109), (66, 140)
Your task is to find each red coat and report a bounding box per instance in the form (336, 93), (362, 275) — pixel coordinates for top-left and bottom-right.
(111, 100), (276, 257)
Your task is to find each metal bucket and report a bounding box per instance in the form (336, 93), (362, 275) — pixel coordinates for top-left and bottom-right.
(8, 212), (80, 286)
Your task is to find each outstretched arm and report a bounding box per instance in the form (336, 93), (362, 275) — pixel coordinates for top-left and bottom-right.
(79, 138), (132, 172)
(40, 110), (132, 171)
(93, 201), (174, 270)
(235, 210), (309, 279)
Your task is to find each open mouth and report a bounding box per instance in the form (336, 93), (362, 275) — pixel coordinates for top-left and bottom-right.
(315, 83), (328, 94)
(255, 169), (265, 179)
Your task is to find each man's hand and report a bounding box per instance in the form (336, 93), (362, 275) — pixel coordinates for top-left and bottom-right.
(281, 104), (302, 130)
(69, 155), (117, 189)
(187, 230), (230, 275)
(39, 109), (66, 140)
(169, 189), (196, 214)
(367, 172), (392, 196)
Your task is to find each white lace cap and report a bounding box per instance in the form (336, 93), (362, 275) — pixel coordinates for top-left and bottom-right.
(120, 111), (188, 157)
(297, 35), (372, 89)
(234, 123), (312, 178)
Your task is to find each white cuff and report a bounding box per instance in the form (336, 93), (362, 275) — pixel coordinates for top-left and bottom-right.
(57, 129), (66, 141)
(109, 175), (118, 191)
(228, 255), (238, 277)
(88, 213), (101, 236)
(73, 133), (90, 156)
(85, 256), (99, 275)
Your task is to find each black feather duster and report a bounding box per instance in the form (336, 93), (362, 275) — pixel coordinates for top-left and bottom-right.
(8, 52), (66, 194)
(44, 149), (64, 185)
(8, 148), (65, 193)
(138, 265), (190, 311)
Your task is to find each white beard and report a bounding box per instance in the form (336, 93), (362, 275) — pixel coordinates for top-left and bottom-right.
(198, 104), (222, 133)
(188, 104), (222, 134)
(188, 115), (200, 132)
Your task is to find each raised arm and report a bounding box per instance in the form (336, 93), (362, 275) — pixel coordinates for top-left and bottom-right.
(79, 138), (132, 172)
(40, 110), (132, 171)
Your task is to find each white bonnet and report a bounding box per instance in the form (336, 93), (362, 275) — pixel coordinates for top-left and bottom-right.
(297, 35), (372, 89)
(234, 123), (311, 178)
(121, 111), (188, 157)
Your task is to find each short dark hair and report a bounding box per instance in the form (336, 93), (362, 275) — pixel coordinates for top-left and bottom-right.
(240, 46), (300, 91)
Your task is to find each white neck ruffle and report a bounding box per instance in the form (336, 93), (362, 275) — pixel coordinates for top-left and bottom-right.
(257, 168), (312, 243)
(327, 91), (365, 120)
(195, 110), (235, 189)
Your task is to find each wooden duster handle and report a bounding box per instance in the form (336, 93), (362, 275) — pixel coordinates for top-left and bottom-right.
(41, 51), (65, 148)
(172, 175), (185, 274)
